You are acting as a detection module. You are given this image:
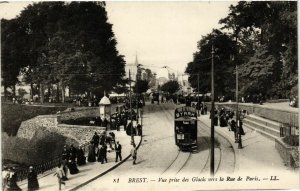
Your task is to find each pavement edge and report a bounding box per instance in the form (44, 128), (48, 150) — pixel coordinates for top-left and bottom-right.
(69, 135), (143, 191)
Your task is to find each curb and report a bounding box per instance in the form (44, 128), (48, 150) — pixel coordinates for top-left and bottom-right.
(69, 135), (143, 191)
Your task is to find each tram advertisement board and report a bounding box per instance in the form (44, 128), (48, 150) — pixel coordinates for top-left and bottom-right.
(175, 107), (197, 119)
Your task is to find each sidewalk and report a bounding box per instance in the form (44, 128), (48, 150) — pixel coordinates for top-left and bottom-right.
(199, 113), (294, 174)
(19, 130), (141, 191)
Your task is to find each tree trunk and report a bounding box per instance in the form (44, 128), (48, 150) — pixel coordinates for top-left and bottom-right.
(61, 81), (65, 103)
(12, 85), (16, 97)
(30, 83), (34, 101)
(56, 82), (60, 103)
(40, 83), (44, 103)
(48, 86), (51, 102)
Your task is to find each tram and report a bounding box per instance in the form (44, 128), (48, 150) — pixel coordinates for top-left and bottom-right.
(174, 106), (198, 151)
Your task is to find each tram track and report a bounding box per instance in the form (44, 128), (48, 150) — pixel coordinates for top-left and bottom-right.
(199, 120), (236, 175)
(159, 103), (236, 175)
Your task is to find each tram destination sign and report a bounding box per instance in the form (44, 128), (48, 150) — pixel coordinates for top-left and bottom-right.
(175, 107), (197, 119)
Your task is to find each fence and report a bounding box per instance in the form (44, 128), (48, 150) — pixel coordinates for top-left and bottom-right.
(16, 141), (91, 182)
(280, 123), (299, 137)
(16, 156), (62, 182)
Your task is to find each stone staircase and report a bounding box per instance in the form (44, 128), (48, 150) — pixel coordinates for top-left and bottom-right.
(243, 114), (281, 140)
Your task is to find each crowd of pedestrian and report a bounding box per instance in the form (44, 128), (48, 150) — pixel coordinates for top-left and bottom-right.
(209, 106), (246, 137)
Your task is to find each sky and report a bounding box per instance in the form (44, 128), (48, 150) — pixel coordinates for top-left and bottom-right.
(0, 1), (235, 77)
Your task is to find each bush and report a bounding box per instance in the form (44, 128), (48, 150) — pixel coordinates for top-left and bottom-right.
(283, 135), (299, 146)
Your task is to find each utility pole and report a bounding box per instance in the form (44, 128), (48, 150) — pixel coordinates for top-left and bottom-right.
(197, 73), (200, 116)
(236, 56), (242, 149)
(129, 70), (134, 145)
(210, 45), (215, 176)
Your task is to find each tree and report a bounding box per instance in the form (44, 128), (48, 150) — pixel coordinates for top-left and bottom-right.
(134, 80), (149, 94)
(185, 29), (236, 98)
(1, 18), (28, 99)
(161, 81), (180, 94)
(219, 1), (297, 98)
(3, 2), (126, 103)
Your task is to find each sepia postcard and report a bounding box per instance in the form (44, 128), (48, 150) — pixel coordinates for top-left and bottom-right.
(0, 1), (299, 190)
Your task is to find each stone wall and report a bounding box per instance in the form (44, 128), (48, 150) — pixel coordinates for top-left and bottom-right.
(206, 102), (298, 126)
(59, 108), (99, 121)
(56, 124), (106, 145)
(275, 138), (299, 168)
(18, 115), (105, 145)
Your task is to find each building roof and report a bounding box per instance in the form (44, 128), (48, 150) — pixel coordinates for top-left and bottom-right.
(99, 95), (111, 105)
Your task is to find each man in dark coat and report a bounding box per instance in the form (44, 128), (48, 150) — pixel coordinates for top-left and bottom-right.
(92, 132), (100, 149)
(28, 166), (39, 191)
(115, 141), (122, 162)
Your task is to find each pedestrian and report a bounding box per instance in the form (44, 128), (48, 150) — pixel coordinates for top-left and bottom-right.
(137, 123), (142, 136)
(53, 164), (66, 190)
(2, 166), (10, 190)
(131, 144), (137, 165)
(61, 159), (69, 181)
(97, 145), (104, 163)
(103, 144), (108, 163)
(88, 141), (96, 162)
(204, 104), (208, 115)
(76, 145), (86, 166)
(92, 132), (100, 149)
(67, 159), (79, 175)
(115, 141), (122, 162)
(61, 145), (70, 161)
(27, 166), (39, 191)
(6, 167), (21, 191)
(69, 144), (77, 163)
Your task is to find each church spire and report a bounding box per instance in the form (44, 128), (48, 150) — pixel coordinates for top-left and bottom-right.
(135, 52), (139, 66)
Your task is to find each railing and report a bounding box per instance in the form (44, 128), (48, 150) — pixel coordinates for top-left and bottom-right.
(16, 141), (91, 182)
(280, 123), (299, 137)
(16, 156), (62, 182)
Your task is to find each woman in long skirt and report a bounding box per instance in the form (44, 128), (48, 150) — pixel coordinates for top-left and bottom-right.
(77, 146), (86, 166)
(87, 141), (96, 162)
(28, 166), (39, 191)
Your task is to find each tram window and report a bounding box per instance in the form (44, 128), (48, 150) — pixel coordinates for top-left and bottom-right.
(177, 134), (184, 140)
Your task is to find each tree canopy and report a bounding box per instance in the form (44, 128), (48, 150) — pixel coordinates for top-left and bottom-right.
(186, 1), (297, 99)
(161, 80), (180, 94)
(1, 2), (126, 102)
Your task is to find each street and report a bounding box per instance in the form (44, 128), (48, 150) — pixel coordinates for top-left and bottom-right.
(80, 103), (236, 190)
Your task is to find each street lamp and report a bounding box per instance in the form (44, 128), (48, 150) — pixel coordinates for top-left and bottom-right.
(210, 44), (215, 176)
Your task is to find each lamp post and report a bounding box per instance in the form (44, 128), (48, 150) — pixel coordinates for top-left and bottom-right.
(235, 57), (242, 149)
(210, 44), (215, 176)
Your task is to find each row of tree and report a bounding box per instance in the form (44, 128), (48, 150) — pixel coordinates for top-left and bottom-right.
(2, 2), (126, 103)
(186, 1), (297, 100)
